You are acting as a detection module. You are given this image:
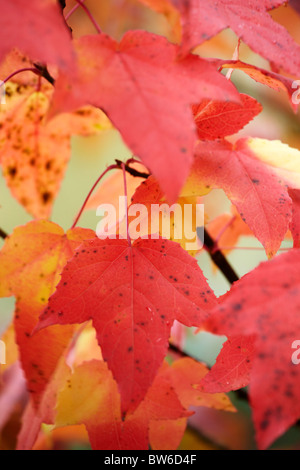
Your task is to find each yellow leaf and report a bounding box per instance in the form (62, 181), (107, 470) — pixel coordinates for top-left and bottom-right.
(245, 138), (300, 189)
(0, 82), (111, 218)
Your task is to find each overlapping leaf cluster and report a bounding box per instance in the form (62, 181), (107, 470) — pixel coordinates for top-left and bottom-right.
(1, 0), (300, 450)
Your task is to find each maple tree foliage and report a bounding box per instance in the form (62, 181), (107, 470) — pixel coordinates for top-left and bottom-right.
(35, 236), (217, 413)
(0, 82), (110, 218)
(201, 250), (300, 449)
(1, 0), (300, 452)
(191, 93), (263, 141)
(49, 30), (238, 202)
(166, 0), (300, 75)
(0, 0), (74, 70)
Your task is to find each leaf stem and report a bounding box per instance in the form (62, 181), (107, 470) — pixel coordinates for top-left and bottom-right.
(64, 0), (86, 20)
(1, 68), (40, 85)
(69, 0), (102, 34)
(71, 159), (150, 230)
(212, 214), (236, 245)
(1, 65), (55, 88)
(71, 164), (119, 230)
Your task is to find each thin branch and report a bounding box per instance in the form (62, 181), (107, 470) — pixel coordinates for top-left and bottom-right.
(199, 227), (239, 285)
(58, 0), (66, 10)
(115, 159), (150, 179)
(0, 228), (8, 240)
(168, 342), (200, 362)
(33, 64), (55, 86)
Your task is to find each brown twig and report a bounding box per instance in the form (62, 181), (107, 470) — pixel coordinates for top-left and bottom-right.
(199, 227), (239, 285)
(58, 0), (66, 10)
(115, 159), (150, 179)
(32, 63), (55, 86)
(0, 228), (8, 240)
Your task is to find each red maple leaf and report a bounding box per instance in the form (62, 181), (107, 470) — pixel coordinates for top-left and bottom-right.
(49, 30), (239, 202)
(0, 0), (74, 69)
(204, 249), (300, 449)
(171, 0), (300, 76)
(191, 139), (292, 257)
(200, 335), (256, 393)
(217, 59), (300, 112)
(192, 94), (262, 140)
(36, 237), (217, 413)
(55, 360), (190, 450)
